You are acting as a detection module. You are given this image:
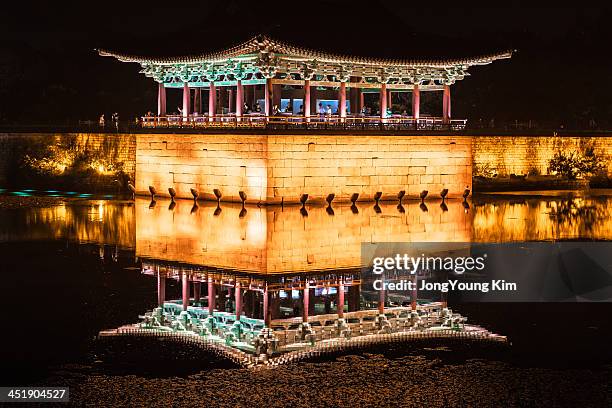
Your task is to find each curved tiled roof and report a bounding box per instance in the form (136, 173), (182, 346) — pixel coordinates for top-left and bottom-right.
(98, 35), (513, 68)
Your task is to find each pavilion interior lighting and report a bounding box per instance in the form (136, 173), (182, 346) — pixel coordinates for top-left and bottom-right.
(214, 189), (223, 203)
(168, 187), (177, 201)
(463, 188), (471, 201)
(397, 190), (406, 204)
(440, 188), (449, 201)
(350, 193), (359, 204)
(420, 190), (428, 202)
(374, 191), (382, 204)
(148, 186), (157, 199)
(190, 188), (199, 201)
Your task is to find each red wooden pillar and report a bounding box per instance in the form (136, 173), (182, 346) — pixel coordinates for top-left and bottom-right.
(263, 285), (270, 326)
(302, 281), (310, 322)
(339, 81), (347, 119)
(157, 83), (166, 116)
(442, 84), (451, 124)
(378, 282), (385, 314)
(236, 80), (243, 120)
(182, 82), (190, 120)
(380, 83), (387, 119)
(412, 84), (420, 120)
(182, 272), (189, 311)
(235, 281), (242, 320)
(207, 277), (215, 314)
(208, 82), (216, 121)
(304, 80), (311, 121)
(157, 270), (165, 307)
(359, 91), (364, 114)
(337, 279), (345, 318)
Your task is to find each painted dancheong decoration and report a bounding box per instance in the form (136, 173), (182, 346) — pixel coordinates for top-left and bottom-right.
(98, 35), (512, 130)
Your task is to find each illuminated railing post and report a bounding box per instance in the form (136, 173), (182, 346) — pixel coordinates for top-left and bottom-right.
(157, 83), (166, 116)
(412, 84), (420, 121)
(337, 279), (345, 318)
(208, 82), (216, 122)
(380, 83), (388, 120)
(339, 81), (347, 120)
(443, 84), (451, 124)
(207, 277), (215, 314)
(304, 80), (311, 122)
(182, 271), (189, 311)
(182, 82), (190, 121)
(235, 281), (242, 321)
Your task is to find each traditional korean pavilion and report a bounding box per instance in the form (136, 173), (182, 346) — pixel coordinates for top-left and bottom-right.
(99, 35), (512, 130)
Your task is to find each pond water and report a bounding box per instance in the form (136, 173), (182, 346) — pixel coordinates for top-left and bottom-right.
(0, 191), (611, 405)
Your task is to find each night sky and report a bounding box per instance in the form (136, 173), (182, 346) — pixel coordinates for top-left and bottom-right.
(1, 2), (610, 127)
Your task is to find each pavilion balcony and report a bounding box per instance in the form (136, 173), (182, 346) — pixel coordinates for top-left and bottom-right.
(139, 114), (467, 131)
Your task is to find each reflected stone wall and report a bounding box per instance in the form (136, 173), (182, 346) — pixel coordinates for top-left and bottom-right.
(135, 134), (472, 203)
(472, 135), (612, 176)
(0, 201), (135, 248)
(135, 198), (473, 274)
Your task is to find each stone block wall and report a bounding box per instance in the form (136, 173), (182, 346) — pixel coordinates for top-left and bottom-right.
(472, 135), (612, 177)
(136, 133), (472, 203)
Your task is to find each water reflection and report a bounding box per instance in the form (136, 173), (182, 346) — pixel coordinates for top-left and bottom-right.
(1, 194), (612, 273)
(0, 201), (134, 247)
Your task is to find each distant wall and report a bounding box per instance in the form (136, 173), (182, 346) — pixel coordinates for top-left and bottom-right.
(0, 133), (136, 191)
(472, 135), (612, 176)
(136, 133), (472, 203)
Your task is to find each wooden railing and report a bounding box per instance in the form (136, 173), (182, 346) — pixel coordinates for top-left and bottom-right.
(140, 114), (467, 131)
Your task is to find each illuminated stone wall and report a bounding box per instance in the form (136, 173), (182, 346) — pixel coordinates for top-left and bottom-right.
(472, 135), (612, 176)
(0, 132), (136, 188)
(136, 133), (472, 203)
(135, 198), (473, 274)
